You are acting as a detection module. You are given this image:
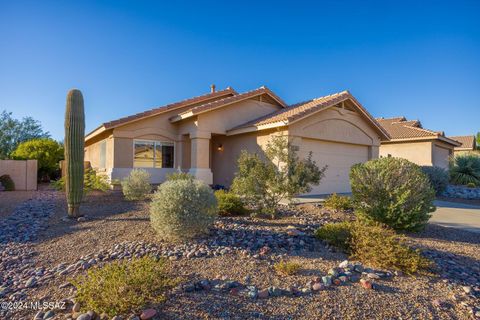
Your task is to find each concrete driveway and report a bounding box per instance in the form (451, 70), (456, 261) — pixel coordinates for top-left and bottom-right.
(430, 200), (480, 233)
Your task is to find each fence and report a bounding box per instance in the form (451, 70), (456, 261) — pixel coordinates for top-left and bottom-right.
(0, 160), (37, 191)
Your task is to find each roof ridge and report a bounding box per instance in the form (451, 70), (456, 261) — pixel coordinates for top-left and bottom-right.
(397, 123), (438, 136)
(185, 87), (266, 113)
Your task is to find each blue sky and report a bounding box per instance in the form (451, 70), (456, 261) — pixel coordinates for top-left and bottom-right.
(0, 0), (479, 140)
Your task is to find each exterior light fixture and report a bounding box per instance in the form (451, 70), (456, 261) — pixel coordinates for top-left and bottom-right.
(217, 144), (223, 151)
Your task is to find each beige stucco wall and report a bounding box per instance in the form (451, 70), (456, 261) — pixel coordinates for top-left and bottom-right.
(211, 129), (287, 187)
(0, 160), (37, 190)
(379, 141), (433, 166)
(432, 141), (453, 169)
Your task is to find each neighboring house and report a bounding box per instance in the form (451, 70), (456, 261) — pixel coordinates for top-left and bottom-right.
(376, 117), (460, 169)
(85, 86), (389, 195)
(448, 135), (477, 155)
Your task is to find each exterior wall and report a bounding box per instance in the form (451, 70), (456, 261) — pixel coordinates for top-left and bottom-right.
(211, 129), (287, 187)
(432, 141), (454, 169)
(0, 160), (37, 191)
(379, 141), (433, 166)
(84, 131), (113, 171)
(196, 100), (281, 134)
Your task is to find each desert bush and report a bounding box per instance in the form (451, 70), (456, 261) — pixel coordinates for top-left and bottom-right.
(450, 153), (480, 186)
(121, 169), (152, 201)
(231, 135), (326, 218)
(350, 157), (435, 232)
(467, 182), (477, 188)
(421, 166), (449, 195)
(323, 193), (353, 211)
(166, 171), (194, 181)
(215, 190), (247, 216)
(71, 256), (175, 316)
(0, 174), (15, 191)
(314, 221), (352, 251)
(150, 179), (217, 241)
(274, 260), (302, 276)
(51, 168), (110, 194)
(315, 221), (430, 274)
(11, 138), (64, 180)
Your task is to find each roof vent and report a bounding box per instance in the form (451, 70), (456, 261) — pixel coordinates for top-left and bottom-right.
(210, 84), (216, 93)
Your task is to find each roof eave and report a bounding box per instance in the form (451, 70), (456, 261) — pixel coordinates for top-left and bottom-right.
(226, 120), (288, 136)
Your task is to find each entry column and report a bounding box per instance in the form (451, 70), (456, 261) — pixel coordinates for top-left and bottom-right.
(188, 131), (213, 184)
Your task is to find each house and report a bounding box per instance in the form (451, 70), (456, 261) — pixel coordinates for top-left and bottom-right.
(85, 86), (389, 195)
(448, 135), (477, 155)
(376, 117), (460, 169)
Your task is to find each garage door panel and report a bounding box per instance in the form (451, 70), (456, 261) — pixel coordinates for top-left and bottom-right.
(300, 139), (368, 195)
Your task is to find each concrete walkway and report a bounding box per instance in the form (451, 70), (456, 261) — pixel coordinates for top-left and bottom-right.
(430, 200), (480, 233)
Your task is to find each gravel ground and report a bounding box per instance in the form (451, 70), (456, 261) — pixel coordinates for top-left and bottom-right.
(0, 190), (40, 218)
(1, 191), (479, 320)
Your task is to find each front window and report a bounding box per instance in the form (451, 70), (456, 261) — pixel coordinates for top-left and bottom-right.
(134, 140), (174, 168)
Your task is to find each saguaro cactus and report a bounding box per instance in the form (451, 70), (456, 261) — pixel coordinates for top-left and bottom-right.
(64, 89), (85, 217)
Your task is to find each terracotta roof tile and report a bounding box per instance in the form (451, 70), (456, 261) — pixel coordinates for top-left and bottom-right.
(170, 86), (287, 122)
(102, 87), (237, 129)
(376, 117), (442, 139)
(448, 135), (476, 150)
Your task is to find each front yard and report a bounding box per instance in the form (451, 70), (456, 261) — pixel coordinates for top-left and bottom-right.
(1, 189), (479, 320)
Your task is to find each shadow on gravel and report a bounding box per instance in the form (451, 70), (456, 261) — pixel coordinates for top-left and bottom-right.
(409, 224), (480, 245)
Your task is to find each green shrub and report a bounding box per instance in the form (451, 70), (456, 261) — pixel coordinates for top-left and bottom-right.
(315, 222), (430, 274)
(421, 166), (449, 195)
(121, 169), (152, 201)
(350, 157), (435, 232)
(323, 193), (353, 211)
(50, 168), (110, 194)
(150, 179), (217, 241)
(11, 138), (64, 180)
(314, 221), (352, 251)
(166, 171), (194, 181)
(71, 256), (175, 316)
(467, 182), (477, 188)
(274, 260), (302, 276)
(231, 135), (326, 218)
(0, 174), (15, 191)
(215, 190), (247, 216)
(450, 153), (480, 186)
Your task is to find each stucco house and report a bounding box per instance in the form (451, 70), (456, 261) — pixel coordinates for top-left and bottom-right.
(376, 117), (460, 169)
(448, 135), (477, 155)
(85, 86), (389, 195)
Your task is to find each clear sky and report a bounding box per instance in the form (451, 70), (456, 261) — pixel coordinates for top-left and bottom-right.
(1, 0), (479, 140)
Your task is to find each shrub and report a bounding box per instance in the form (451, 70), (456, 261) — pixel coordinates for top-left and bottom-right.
(215, 190), (247, 216)
(323, 193), (353, 211)
(150, 179), (217, 241)
(121, 169), (152, 201)
(274, 260), (302, 276)
(231, 135), (327, 218)
(421, 166), (449, 195)
(0, 174), (15, 191)
(350, 157), (435, 232)
(467, 182), (477, 188)
(315, 222), (430, 274)
(71, 256), (175, 316)
(51, 168), (110, 194)
(450, 153), (480, 186)
(11, 138), (64, 180)
(166, 171), (194, 181)
(314, 221), (352, 251)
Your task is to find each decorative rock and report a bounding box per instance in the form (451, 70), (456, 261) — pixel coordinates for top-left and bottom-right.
(140, 309), (157, 320)
(77, 314), (92, 320)
(353, 264), (364, 273)
(463, 286), (472, 294)
(360, 279), (373, 290)
(43, 310), (55, 319)
(312, 282), (324, 291)
(72, 302), (81, 312)
(257, 288), (269, 298)
(367, 273), (380, 280)
(34, 311), (44, 320)
(322, 276), (333, 286)
(339, 260), (350, 268)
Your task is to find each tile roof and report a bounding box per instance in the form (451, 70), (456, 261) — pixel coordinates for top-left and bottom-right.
(228, 91), (389, 139)
(169, 86), (287, 122)
(376, 117), (459, 146)
(102, 87), (237, 129)
(448, 135), (477, 150)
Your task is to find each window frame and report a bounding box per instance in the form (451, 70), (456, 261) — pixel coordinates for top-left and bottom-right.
(133, 139), (175, 169)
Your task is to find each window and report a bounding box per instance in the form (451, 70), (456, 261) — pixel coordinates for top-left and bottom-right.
(99, 140), (106, 168)
(134, 140), (174, 168)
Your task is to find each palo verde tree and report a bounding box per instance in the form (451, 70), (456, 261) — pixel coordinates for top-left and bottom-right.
(232, 135), (327, 218)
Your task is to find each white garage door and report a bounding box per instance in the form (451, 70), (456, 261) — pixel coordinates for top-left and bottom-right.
(300, 139), (369, 195)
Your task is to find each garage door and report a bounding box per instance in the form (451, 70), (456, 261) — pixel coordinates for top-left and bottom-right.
(300, 139), (369, 195)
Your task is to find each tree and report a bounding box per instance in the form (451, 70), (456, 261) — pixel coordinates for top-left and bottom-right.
(0, 111), (50, 159)
(231, 135), (327, 218)
(11, 138), (64, 180)
(476, 132), (480, 150)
